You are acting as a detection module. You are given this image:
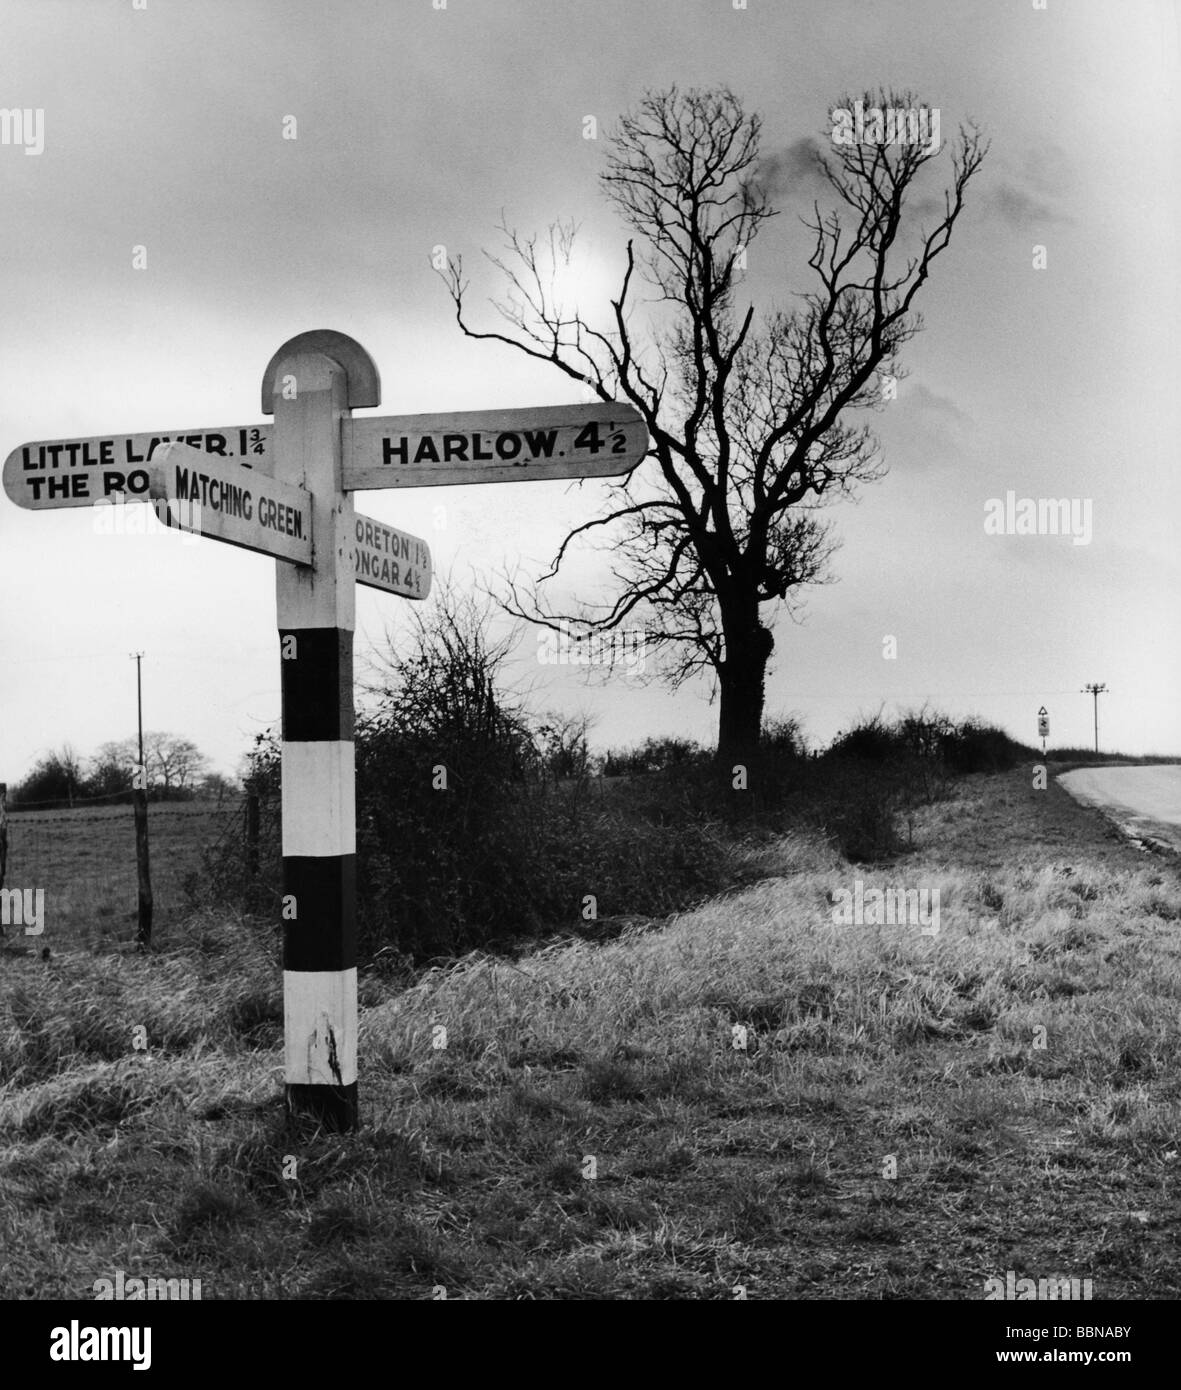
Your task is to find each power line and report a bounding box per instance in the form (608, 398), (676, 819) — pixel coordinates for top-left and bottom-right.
(1, 648), (275, 664)
(1081, 682), (1108, 754)
(768, 688), (1104, 700)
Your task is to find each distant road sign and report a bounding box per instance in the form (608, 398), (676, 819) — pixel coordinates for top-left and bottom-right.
(148, 442), (310, 566)
(350, 512), (431, 600)
(342, 402), (648, 490)
(2, 424), (273, 510)
(1038, 707), (1050, 738)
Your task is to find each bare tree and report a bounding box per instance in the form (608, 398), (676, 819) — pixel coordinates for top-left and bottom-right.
(88, 740), (136, 798)
(93, 733), (209, 796)
(364, 579), (535, 771)
(535, 710), (594, 781)
(12, 745), (84, 806)
(442, 86), (987, 766)
(144, 732), (209, 794)
(56, 743), (83, 805)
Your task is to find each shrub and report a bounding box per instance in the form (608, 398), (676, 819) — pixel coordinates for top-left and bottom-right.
(600, 735), (706, 777)
(201, 586), (735, 963)
(200, 660), (1022, 958)
(940, 718), (1022, 774)
(828, 714), (900, 764)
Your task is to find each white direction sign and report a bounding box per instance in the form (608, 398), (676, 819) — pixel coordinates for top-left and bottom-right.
(2, 424), (273, 510)
(350, 512), (431, 600)
(342, 402), (648, 490)
(147, 442), (311, 566)
(1038, 706), (1050, 738)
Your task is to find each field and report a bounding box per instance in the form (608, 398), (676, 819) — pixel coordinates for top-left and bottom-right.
(2, 801), (240, 949)
(1, 766), (1179, 1299)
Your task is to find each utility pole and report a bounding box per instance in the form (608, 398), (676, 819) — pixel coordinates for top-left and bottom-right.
(130, 653), (153, 950)
(0, 782), (8, 898)
(1082, 682), (1107, 756)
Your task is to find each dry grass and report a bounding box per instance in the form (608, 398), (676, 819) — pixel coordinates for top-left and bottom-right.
(1, 767), (1179, 1299)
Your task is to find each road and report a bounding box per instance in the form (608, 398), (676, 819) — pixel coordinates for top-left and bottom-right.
(1057, 764), (1181, 853)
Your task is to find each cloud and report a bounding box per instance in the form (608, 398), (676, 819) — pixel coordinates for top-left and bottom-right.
(758, 136), (1074, 233)
(978, 144), (1075, 227)
(908, 384), (973, 427)
(1019, 145), (1074, 200)
(875, 384), (974, 472)
(754, 138), (827, 202)
(986, 181), (1066, 227)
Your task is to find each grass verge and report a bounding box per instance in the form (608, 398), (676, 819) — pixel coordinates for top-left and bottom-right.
(1, 766), (1179, 1299)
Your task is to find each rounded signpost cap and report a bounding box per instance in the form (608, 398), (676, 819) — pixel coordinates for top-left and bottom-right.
(262, 330), (381, 412)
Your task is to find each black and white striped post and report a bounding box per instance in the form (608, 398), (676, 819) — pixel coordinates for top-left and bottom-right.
(262, 331), (380, 1133)
(5, 327), (645, 1137)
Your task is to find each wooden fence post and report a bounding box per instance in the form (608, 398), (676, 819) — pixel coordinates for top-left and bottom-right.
(245, 791), (260, 880)
(133, 787), (153, 951)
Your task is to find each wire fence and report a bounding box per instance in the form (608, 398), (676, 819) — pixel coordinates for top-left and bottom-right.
(3, 785), (228, 811)
(0, 790), (278, 947)
(4, 805), (240, 826)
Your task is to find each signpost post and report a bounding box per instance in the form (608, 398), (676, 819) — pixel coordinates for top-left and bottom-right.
(3, 328), (649, 1132)
(1038, 706), (1050, 759)
(267, 341), (367, 1133)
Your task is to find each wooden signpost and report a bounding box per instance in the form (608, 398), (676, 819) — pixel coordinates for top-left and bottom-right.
(342, 402), (647, 489)
(3, 426), (273, 508)
(350, 512), (432, 600)
(3, 329), (649, 1132)
(149, 443), (312, 565)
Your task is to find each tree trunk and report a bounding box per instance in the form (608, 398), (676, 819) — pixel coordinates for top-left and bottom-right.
(716, 612), (774, 772)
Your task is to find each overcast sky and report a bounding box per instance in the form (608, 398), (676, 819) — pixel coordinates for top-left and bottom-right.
(2, 0), (1178, 785)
